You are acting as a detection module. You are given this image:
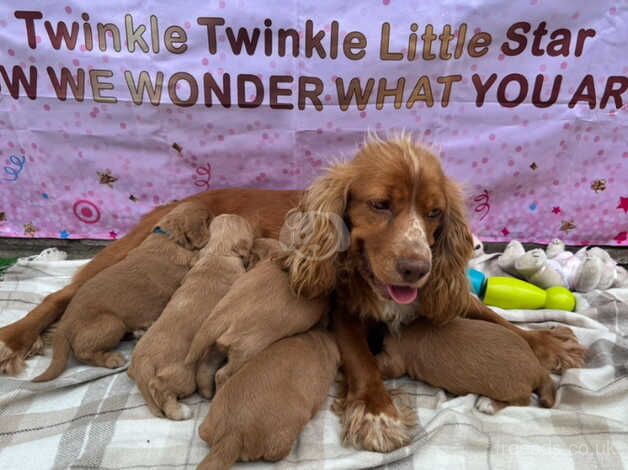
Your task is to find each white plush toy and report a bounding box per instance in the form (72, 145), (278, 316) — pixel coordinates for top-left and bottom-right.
(472, 234), (485, 258)
(497, 238), (628, 292)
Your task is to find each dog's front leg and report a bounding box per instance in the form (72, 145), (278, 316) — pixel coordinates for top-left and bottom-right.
(332, 311), (415, 453)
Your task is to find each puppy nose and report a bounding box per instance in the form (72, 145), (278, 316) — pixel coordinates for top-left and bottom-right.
(396, 259), (431, 283)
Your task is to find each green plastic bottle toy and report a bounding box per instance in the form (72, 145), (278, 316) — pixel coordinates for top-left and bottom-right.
(467, 268), (576, 311)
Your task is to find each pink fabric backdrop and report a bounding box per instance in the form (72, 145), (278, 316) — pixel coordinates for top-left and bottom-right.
(0, 1), (626, 244)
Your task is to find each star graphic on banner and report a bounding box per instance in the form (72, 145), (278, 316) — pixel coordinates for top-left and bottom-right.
(552, 206), (562, 214)
(615, 231), (627, 244)
(501, 227), (510, 237)
(172, 142), (183, 153)
(129, 194), (138, 202)
(59, 230), (70, 239)
(109, 230), (118, 240)
(530, 162), (538, 170)
(97, 170), (118, 188)
(618, 197), (628, 213)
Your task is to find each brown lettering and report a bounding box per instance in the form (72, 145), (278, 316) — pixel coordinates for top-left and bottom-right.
(48, 67), (85, 101)
(0, 65), (37, 99)
(336, 77), (374, 111)
(165, 26), (188, 54)
(468, 32), (491, 58)
(497, 73), (528, 108)
(237, 74), (263, 108)
(89, 69), (117, 104)
(203, 72), (231, 107)
(501, 22), (530, 56)
(568, 74), (596, 109)
(125, 71), (163, 105)
(14, 11), (43, 49)
(600, 76), (627, 109)
(197, 17), (225, 54)
(531, 74), (561, 108)
(270, 75), (293, 110)
(376, 78), (405, 110)
(437, 74), (462, 107)
(406, 76), (434, 108)
(380, 23), (402, 60)
(471, 73), (497, 107)
(298, 76), (323, 111)
(344, 31), (367, 60)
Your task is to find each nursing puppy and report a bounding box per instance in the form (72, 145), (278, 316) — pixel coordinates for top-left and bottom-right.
(128, 214), (255, 420)
(184, 257), (329, 389)
(376, 318), (555, 411)
(33, 202), (211, 382)
(197, 330), (340, 470)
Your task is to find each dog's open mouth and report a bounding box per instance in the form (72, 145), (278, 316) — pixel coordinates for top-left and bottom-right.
(384, 285), (418, 304)
(359, 256), (419, 305)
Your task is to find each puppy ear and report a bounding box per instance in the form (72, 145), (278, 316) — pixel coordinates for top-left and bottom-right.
(184, 209), (212, 249)
(280, 164), (352, 299)
(161, 202), (211, 249)
(421, 178), (474, 324)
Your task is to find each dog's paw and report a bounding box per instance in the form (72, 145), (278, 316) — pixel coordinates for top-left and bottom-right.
(476, 396), (497, 415)
(104, 352), (126, 369)
(338, 395), (416, 452)
(163, 402), (192, 421)
(0, 339), (26, 375)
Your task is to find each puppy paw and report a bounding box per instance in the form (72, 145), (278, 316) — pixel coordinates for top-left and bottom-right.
(476, 396), (497, 415)
(163, 402), (192, 421)
(104, 352), (126, 369)
(0, 340), (26, 376)
(197, 383), (214, 400)
(25, 335), (44, 359)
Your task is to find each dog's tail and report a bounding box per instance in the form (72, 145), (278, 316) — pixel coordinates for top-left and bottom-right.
(184, 320), (221, 367)
(32, 331), (71, 382)
(197, 434), (240, 470)
(536, 374), (556, 408)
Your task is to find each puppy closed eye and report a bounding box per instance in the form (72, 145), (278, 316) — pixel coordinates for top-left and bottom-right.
(368, 199), (392, 213)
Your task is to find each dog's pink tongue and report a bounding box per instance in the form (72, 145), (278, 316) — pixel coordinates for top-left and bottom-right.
(386, 285), (418, 304)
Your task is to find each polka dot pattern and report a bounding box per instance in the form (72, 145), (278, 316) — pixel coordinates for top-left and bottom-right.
(0, 2), (625, 244)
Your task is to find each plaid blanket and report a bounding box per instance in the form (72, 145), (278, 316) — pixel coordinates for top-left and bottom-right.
(1, 251), (627, 469)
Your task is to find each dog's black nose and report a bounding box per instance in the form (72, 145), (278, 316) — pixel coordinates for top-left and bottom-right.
(396, 259), (431, 283)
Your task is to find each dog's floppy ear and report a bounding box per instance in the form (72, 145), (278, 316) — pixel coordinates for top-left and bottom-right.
(159, 202), (212, 249)
(421, 178), (474, 324)
(280, 164), (352, 299)
(182, 204), (212, 249)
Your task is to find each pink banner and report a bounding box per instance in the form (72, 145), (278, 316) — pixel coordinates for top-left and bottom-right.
(0, 1), (626, 244)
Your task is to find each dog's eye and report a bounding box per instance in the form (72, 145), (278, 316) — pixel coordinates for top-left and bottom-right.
(428, 208), (442, 219)
(368, 200), (391, 212)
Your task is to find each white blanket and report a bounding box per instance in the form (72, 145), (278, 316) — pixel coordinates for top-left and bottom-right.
(1, 252), (627, 469)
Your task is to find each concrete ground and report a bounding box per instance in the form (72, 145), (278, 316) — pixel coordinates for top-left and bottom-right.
(0, 237), (626, 266)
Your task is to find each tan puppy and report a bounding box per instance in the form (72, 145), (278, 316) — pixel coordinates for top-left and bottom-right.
(184, 258), (329, 390)
(197, 330), (340, 470)
(376, 318), (556, 411)
(33, 202), (211, 382)
(127, 214), (255, 420)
